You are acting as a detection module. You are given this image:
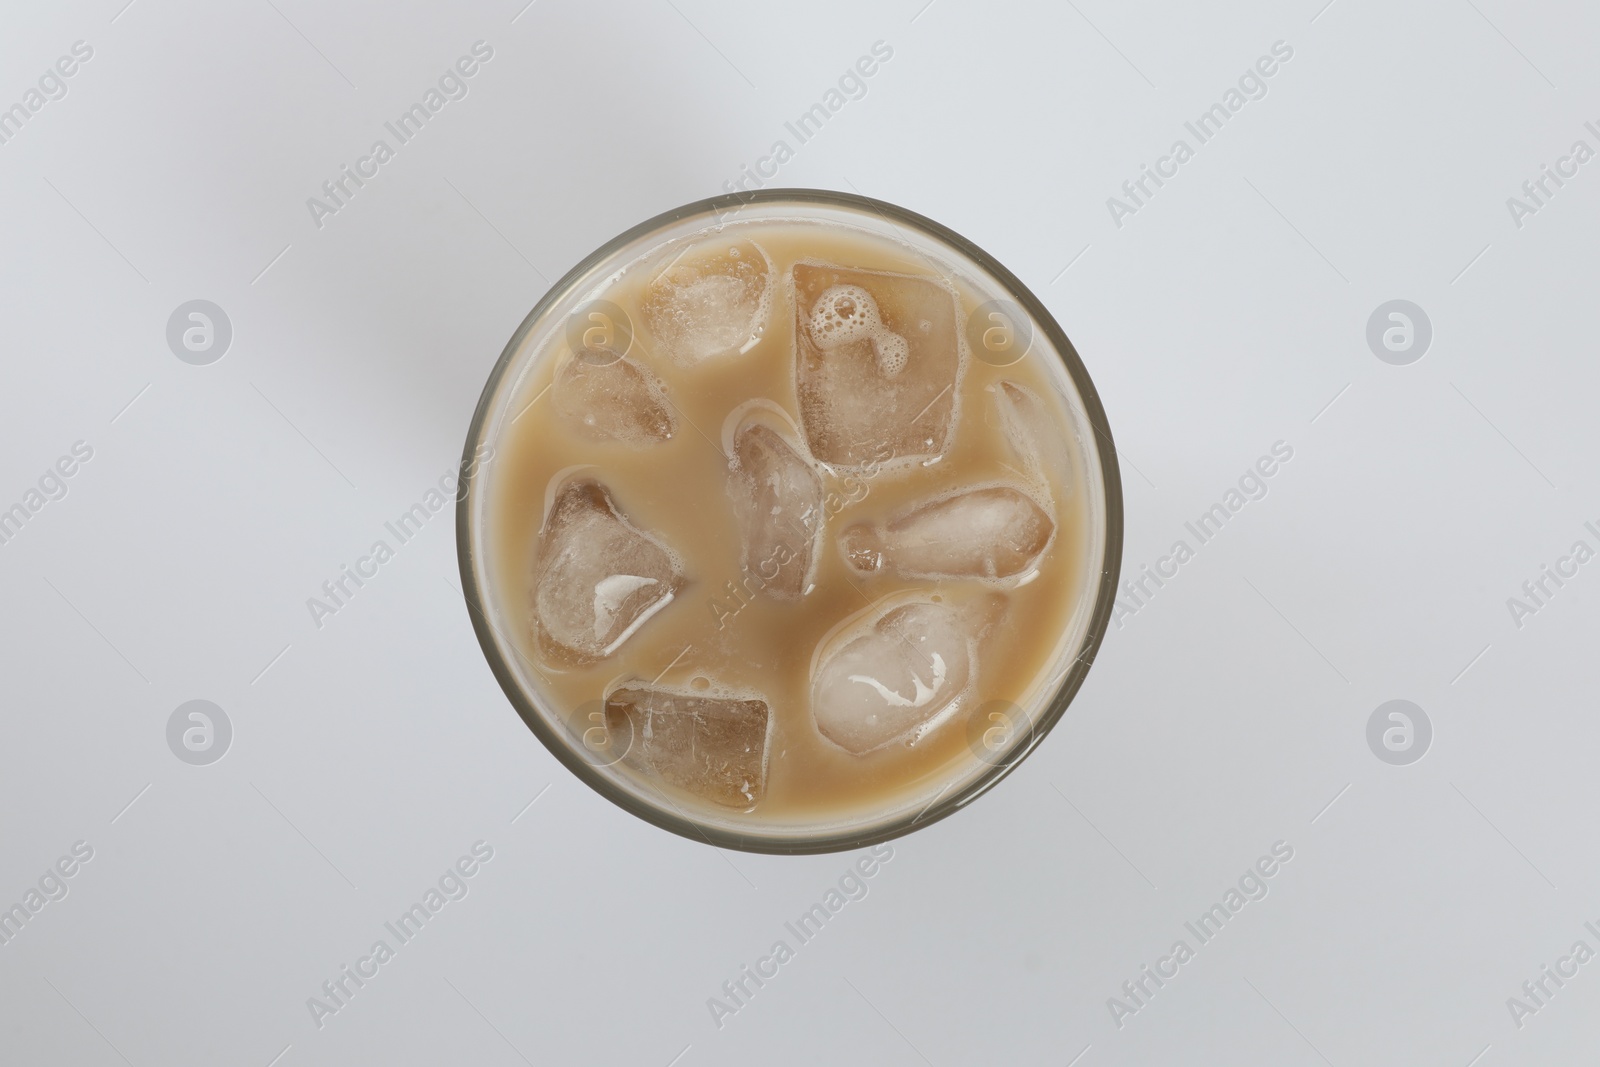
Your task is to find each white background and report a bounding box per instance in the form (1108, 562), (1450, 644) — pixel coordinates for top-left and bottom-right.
(2, 0), (1597, 1064)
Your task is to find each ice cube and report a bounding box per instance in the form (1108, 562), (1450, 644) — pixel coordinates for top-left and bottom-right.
(793, 262), (963, 469)
(839, 485), (1053, 581)
(641, 238), (773, 364)
(550, 346), (676, 446)
(994, 379), (1074, 499)
(532, 477), (684, 662)
(605, 685), (771, 809)
(729, 416), (824, 600)
(811, 594), (1005, 755)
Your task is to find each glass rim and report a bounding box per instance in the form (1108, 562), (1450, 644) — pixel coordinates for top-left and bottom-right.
(455, 187), (1125, 855)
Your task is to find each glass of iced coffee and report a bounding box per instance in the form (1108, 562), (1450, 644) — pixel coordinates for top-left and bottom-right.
(456, 190), (1122, 853)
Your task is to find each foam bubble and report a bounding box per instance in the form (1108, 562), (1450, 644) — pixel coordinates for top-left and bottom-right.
(808, 285), (877, 347)
(807, 284), (910, 379)
(875, 332), (908, 376)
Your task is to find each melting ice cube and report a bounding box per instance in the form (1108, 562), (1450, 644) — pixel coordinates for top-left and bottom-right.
(550, 346), (676, 447)
(531, 477), (684, 662)
(994, 379), (1075, 500)
(605, 684), (771, 809)
(839, 485), (1053, 581)
(729, 415), (824, 600)
(641, 239), (773, 364)
(811, 594), (1005, 755)
(792, 262), (963, 470)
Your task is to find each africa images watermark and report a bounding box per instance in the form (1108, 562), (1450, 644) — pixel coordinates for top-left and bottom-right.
(1504, 119), (1600, 231)
(715, 40), (894, 211)
(706, 843), (895, 1030)
(1105, 40), (1296, 229)
(305, 840), (495, 1029)
(0, 841), (95, 949)
(1504, 918), (1600, 1030)
(0, 440), (94, 549)
(1504, 519), (1600, 630)
(0, 39), (94, 148)
(305, 41), (495, 230)
(305, 444), (492, 629)
(1106, 840), (1295, 1029)
(1113, 441), (1294, 627)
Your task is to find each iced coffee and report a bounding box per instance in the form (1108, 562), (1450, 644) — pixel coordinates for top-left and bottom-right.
(461, 195), (1116, 848)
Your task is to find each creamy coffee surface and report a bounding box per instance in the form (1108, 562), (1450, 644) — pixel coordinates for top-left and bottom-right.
(484, 220), (1090, 825)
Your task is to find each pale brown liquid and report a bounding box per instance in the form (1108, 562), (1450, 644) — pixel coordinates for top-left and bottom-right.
(485, 222), (1089, 825)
